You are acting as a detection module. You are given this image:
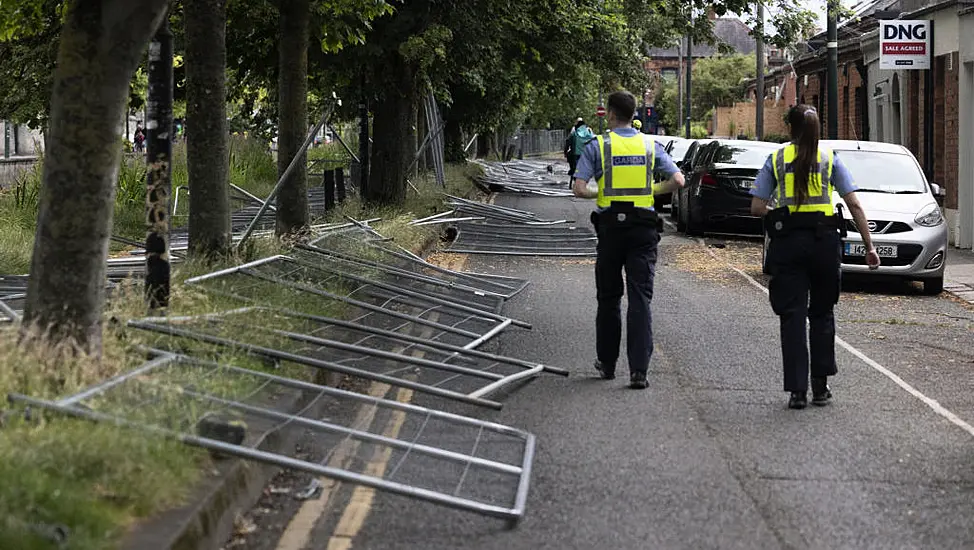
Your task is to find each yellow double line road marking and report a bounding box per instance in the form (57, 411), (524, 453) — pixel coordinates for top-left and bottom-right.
(276, 254), (470, 550)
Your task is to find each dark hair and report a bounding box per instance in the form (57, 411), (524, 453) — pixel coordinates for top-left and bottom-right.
(574, 119), (585, 129)
(786, 104), (821, 208)
(607, 91), (636, 122)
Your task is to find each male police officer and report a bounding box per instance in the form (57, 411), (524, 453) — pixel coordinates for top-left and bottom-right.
(573, 90), (685, 389)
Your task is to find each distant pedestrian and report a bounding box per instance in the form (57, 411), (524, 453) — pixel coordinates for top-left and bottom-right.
(572, 90), (685, 389)
(750, 104), (880, 409)
(134, 123), (145, 153)
(565, 118), (594, 186)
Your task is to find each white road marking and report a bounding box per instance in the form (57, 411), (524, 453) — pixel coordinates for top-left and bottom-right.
(696, 237), (974, 438)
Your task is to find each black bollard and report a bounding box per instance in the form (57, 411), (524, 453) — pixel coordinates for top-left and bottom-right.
(323, 169), (336, 211)
(336, 166), (346, 203)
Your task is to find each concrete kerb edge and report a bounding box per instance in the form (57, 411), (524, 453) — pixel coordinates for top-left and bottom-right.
(123, 163), (486, 550)
(121, 386), (331, 550)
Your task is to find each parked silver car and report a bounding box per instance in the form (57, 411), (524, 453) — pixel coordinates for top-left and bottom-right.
(761, 140), (948, 295)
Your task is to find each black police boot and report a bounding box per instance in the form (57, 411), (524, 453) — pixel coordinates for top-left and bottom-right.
(593, 360), (615, 380)
(812, 377), (832, 406)
(629, 372), (649, 390)
(788, 392), (808, 409)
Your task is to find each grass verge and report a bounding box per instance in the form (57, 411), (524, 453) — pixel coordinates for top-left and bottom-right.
(0, 160), (483, 549)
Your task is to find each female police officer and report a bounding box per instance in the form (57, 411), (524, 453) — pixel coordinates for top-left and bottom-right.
(749, 105), (880, 409)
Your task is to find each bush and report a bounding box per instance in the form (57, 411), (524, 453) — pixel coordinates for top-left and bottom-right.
(690, 124), (709, 139)
(763, 133), (790, 144)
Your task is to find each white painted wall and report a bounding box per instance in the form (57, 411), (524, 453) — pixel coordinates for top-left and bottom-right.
(957, 12), (974, 249)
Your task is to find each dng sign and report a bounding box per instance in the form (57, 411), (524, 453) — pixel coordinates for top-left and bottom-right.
(879, 20), (931, 70)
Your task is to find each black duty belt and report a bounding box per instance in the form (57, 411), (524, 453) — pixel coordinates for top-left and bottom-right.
(591, 203), (660, 231)
(765, 207), (843, 238)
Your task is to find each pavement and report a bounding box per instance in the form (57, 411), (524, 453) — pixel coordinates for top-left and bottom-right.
(945, 247), (974, 304)
(243, 193), (974, 550)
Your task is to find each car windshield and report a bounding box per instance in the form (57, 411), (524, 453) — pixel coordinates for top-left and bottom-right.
(832, 150), (927, 193)
(668, 140), (691, 161)
(711, 144), (778, 168)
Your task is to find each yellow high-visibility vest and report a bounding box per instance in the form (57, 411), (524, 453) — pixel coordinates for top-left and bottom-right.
(596, 132), (656, 209)
(771, 143), (835, 215)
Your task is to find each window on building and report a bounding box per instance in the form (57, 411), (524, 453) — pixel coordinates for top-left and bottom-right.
(661, 68), (678, 81)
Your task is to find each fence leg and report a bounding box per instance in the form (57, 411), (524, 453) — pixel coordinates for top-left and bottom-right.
(323, 169), (336, 211)
(336, 167), (346, 203)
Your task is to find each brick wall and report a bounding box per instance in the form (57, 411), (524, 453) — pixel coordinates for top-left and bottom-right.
(837, 64), (864, 140)
(909, 53), (959, 210)
(712, 100), (790, 137)
(943, 52), (959, 210)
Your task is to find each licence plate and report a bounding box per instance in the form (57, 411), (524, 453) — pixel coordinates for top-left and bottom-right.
(845, 243), (897, 257)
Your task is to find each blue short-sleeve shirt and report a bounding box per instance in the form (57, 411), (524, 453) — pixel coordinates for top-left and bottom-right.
(750, 147), (858, 200)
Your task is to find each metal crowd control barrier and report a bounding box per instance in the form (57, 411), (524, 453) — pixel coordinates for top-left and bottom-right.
(127, 306), (566, 409)
(308, 222), (531, 300)
(7, 349), (538, 522)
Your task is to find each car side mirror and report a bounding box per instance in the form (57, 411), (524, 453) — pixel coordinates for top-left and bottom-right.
(930, 183), (945, 197)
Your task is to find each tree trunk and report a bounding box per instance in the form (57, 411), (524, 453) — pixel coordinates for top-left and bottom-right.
(476, 134), (489, 159)
(186, 0), (230, 257)
(275, 0), (310, 236)
(144, 15), (174, 311)
(366, 64), (415, 205)
(443, 118), (464, 163)
(21, 0), (169, 354)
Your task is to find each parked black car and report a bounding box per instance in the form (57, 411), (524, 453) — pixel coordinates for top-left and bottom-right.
(676, 139), (780, 236)
(651, 136), (688, 207)
(669, 139), (711, 223)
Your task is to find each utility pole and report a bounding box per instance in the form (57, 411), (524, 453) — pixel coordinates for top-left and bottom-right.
(826, 0), (839, 139)
(677, 37), (684, 135)
(685, 29), (693, 138)
(2, 121), (9, 158)
(144, 12), (173, 312)
(755, 1), (765, 140)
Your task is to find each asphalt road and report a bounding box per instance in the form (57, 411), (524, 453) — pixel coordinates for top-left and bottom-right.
(291, 192), (974, 550)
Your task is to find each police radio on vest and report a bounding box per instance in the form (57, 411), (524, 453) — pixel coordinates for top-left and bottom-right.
(883, 23), (927, 40)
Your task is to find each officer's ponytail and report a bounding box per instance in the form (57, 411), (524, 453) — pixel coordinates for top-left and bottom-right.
(786, 104), (821, 208)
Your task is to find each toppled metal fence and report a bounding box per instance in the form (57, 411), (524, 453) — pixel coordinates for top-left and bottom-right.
(128, 306), (564, 409)
(472, 160), (573, 197)
(436, 197), (598, 257)
(309, 222), (531, 300)
(8, 348), (538, 522)
(0, 275), (24, 322)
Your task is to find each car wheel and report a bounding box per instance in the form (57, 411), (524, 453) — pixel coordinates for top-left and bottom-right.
(922, 276), (944, 296)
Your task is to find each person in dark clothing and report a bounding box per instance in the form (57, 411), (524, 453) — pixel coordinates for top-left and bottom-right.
(750, 105), (880, 409)
(572, 91), (685, 389)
